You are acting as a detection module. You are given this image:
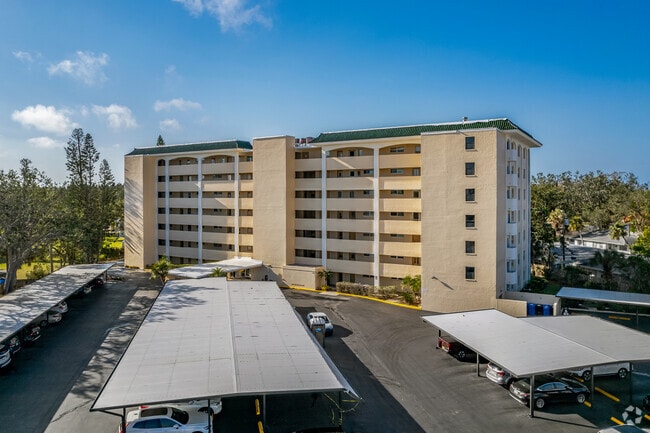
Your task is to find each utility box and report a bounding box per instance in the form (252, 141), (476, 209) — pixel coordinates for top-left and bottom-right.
(310, 316), (326, 347)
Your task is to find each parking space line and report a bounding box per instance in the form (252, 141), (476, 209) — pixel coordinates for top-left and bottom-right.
(610, 416), (624, 425)
(595, 386), (621, 402)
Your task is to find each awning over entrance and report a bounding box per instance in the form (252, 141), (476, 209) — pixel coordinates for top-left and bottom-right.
(167, 257), (263, 279)
(92, 278), (356, 411)
(423, 309), (650, 378)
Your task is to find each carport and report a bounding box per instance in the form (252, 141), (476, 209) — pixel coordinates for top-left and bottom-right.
(91, 278), (357, 431)
(557, 287), (650, 328)
(167, 257), (263, 279)
(423, 309), (650, 417)
(0, 263), (114, 342)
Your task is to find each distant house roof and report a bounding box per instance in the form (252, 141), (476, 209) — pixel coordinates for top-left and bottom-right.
(311, 118), (541, 145)
(125, 140), (252, 156)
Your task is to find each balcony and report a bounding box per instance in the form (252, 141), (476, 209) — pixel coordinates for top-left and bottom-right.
(167, 214), (199, 225)
(295, 158), (322, 171)
(295, 178), (323, 190)
(325, 239), (374, 254)
(295, 219), (322, 231)
(164, 182), (200, 192)
(202, 182), (236, 192)
(168, 230), (200, 242)
(167, 164), (200, 176)
(326, 177), (373, 190)
(378, 153), (421, 169)
(379, 220), (421, 235)
(295, 198), (322, 211)
(379, 241), (420, 257)
(169, 197), (199, 208)
(201, 162), (235, 175)
(294, 256), (324, 267)
(379, 198), (421, 213)
(201, 197), (234, 209)
(326, 198), (373, 212)
(327, 259), (373, 275)
(326, 155), (373, 171)
(379, 263), (420, 278)
(505, 246), (518, 260)
(202, 232), (235, 244)
(169, 246), (199, 259)
(326, 219), (373, 232)
(295, 237), (322, 251)
(202, 215), (235, 226)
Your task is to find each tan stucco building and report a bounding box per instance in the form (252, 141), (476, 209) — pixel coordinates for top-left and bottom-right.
(124, 118), (542, 312)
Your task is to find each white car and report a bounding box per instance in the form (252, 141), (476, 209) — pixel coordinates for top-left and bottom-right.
(122, 400), (222, 433)
(36, 310), (63, 327)
(306, 312), (333, 336)
(50, 301), (68, 314)
(569, 362), (631, 381)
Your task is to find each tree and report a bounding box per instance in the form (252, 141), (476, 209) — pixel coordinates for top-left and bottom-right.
(210, 267), (227, 277)
(0, 160), (61, 294)
(157, 135), (165, 146)
(317, 268), (333, 288)
(64, 128), (115, 263)
(589, 250), (624, 290)
(632, 228), (650, 257)
(150, 256), (172, 284)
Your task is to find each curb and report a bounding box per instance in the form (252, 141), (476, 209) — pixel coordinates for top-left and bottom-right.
(287, 286), (422, 310)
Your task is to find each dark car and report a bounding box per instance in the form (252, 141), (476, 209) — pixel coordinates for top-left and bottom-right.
(509, 374), (590, 409)
(437, 336), (474, 360)
(21, 324), (41, 345)
(3, 335), (22, 354)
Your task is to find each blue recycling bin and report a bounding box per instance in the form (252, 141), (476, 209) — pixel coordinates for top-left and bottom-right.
(542, 304), (552, 316)
(527, 303), (536, 316)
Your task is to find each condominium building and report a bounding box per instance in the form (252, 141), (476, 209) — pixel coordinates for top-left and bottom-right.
(124, 118), (541, 313)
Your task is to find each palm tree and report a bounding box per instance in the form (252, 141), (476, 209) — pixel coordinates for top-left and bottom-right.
(150, 256), (172, 284)
(210, 267), (227, 277)
(589, 250), (624, 290)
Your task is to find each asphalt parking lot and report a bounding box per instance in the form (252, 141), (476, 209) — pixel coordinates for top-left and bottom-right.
(3, 269), (650, 433)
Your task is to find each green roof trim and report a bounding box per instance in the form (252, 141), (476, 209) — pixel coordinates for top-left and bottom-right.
(126, 140), (252, 156)
(310, 118), (538, 144)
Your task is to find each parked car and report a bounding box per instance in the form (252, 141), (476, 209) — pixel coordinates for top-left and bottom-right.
(50, 300), (68, 314)
(306, 312), (334, 336)
(486, 362), (515, 387)
(437, 336), (474, 360)
(121, 400), (222, 433)
(3, 335), (22, 354)
(509, 374), (590, 409)
(568, 362), (631, 381)
(74, 284), (93, 296)
(36, 310), (63, 327)
(0, 343), (12, 370)
(20, 324), (41, 344)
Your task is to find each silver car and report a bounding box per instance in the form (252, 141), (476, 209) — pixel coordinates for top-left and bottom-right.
(486, 362), (515, 387)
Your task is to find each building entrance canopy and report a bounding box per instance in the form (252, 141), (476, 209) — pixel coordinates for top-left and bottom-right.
(423, 309), (650, 378)
(167, 257), (263, 279)
(92, 278), (356, 411)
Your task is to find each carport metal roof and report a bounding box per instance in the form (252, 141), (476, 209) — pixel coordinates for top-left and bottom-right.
(167, 257), (263, 279)
(422, 309), (650, 378)
(557, 286), (650, 308)
(91, 278), (355, 411)
(0, 263), (114, 342)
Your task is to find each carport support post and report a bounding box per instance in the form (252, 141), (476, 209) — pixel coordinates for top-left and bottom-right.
(529, 375), (536, 418)
(476, 354), (480, 377)
(263, 394), (267, 428)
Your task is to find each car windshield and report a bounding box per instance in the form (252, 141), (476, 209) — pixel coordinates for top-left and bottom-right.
(170, 408), (190, 425)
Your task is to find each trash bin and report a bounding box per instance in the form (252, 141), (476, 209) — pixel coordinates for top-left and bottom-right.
(527, 303), (536, 316)
(542, 304), (552, 316)
(535, 304), (544, 316)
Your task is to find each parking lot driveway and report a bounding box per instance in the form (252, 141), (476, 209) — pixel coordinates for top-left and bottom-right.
(284, 290), (607, 433)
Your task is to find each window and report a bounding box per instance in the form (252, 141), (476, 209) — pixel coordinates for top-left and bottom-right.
(413, 212), (420, 221)
(465, 136), (475, 150)
(465, 215), (475, 228)
(391, 190), (404, 195)
(507, 260), (516, 273)
(413, 190), (420, 198)
(465, 188), (476, 202)
(465, 241), (475, 254)
(390, 212), (405, 217)
(390, 147), (405, 153)
(415, 146), (421, 154)
(390, 168), (404, 175)
(507, 235), (516, 248)
(363, 169), (374, 175)
(465, 267), (476, 280)
(465, 162), (475, 176)
(412, 168), (421, 176)
(157, 160), (166, 166)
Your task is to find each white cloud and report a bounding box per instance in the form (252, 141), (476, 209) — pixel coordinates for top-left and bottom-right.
(173, 0), (271, 31)
(27, 136), (65, 149)
(160, 118), (181, 131)
(92, 104), (137, 130)
(154, 98), (202, 112)
(48, 51), (109, 86)
(11, 104), (78, 135)
(13, 51), (36, 63)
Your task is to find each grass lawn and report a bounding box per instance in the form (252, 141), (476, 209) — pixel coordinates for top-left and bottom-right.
(0, 261), (64, 280)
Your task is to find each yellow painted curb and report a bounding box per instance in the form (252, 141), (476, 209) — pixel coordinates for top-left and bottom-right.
(255, 398), (260, 415)
(584, 401), (592, 407)
(288, 286), (422, 310)
(258, 420), (264, 433)
(608, 315), (631, 321)
(596, 387), (620, 402)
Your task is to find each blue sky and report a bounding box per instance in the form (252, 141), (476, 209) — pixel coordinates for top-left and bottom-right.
(1, 1), (649, 184)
